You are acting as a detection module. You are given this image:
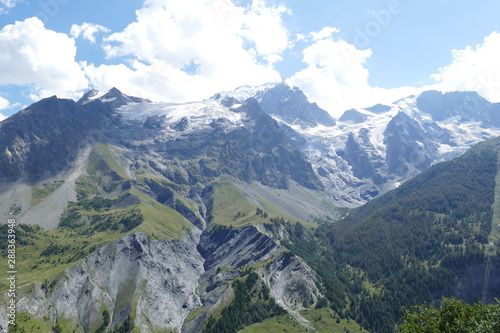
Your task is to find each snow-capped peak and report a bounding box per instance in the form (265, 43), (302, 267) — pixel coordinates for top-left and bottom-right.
(210, 82), (283, 103)
(77, 87), (150, 107)
(86, 89), (109, 101)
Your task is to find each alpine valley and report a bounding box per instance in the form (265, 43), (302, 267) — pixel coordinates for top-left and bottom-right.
(0, 83), (499, 333)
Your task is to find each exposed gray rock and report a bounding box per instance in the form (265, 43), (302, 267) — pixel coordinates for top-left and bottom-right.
(1, 223), (324, 333)
(365, 103), (391, 114)
(259, 252), (322, 311)
(339, 109), (368, 123)
(416, 90), (490, 123)
(184, 225), (322, 332)
(10, 231), (204, 332)
(384, 112), (440, 176)
(258, 82), (336, 127)
(339, 133), (376, 179)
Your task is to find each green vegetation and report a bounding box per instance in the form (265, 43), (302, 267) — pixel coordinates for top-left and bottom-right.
(399, 298), (500, 332)
(94, 309), (111, 333)
(326, 145), (499, 332)
(31, 180), (65, 206)
(91, 142), (130, 180)
(301, 308), (369, 333)
(133, 189), (193, 239)
(75, 143), (129, 200)
(262, 218), (351, 316)
(0, 142), (196, 293)
(236, 314), (305, 333)
(237, 307), (369, 332)
(0, 223), (132, 292)
(111, 313), (135, 333)
(9, 204), (21, 215)
(6, 312), (83, 333)
(257, 145), (500, 333)
(60, 196), (143, 233)
(204, 272), (287, 333)
(489, 156), (500, 250)
(7, 139), (500, 333)
(209, 181), (264, 227)
(75, 175), (100, 200)
(208, 181), (316, 228)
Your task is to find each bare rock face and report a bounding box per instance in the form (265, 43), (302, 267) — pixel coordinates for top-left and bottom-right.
(13, 231), (204, 332)
(259, 253), (322, 311)
(257, 83), (336, 127)
(185, 225), (323, 332)
(4, 225), (323, 333)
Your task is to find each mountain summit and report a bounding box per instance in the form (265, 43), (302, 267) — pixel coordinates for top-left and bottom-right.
(77, 87), (150, 106)
(1, 85), (500, 333)
(212, 81), (336, 127)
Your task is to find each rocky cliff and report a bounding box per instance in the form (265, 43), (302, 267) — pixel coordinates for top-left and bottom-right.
(2, 224), (324, 332)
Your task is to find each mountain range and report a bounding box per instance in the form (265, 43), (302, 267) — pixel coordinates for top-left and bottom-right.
(0, 83), (499, 333)
(214, 83), (500, 205)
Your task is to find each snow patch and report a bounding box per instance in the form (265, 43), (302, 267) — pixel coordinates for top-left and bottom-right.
(101, 97), (117, 103)
(116, 100), (246, 140)
(213, 82), (279, 103)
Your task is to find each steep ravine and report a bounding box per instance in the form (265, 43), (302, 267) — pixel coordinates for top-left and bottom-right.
(184, 224), (323, 332)
(2, 222), (324, 333)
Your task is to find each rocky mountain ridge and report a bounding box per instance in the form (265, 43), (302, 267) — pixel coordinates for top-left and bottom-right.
(217, 84), (500, 206)
(1, 85), (500, 333)
(0, 88), (338, 332)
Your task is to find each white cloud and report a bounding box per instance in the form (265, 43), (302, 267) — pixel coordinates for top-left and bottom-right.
(70, 22), (110, 44)
(87, 0), (287, 102)
(239, 0), (290, 63)
(0, 0), (23, 14)
(0, 95), (7, 121)
(0, 17), (88, 100)
(0, 95), (9, 110)
(310, 27), (339, 41)
(431, 31), (500, 102)
(287, 30), (418, 118)
(0, 0), (21, 7)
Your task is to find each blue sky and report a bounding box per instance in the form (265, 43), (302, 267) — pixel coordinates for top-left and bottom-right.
(1, 0), (499, 120)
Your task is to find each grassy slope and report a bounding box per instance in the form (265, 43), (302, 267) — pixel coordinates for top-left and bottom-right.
(238, 308), (368, 333)
(0, 143), (192, 293)
(0, 224), (131, 293)
(210, 180), (329, 228)
(31, 180), (65, 206)
(211, 181), (269, 227)
(134, 189), (193, 239)
(93, 142), (131, 180)
(6, 140), (353, 332)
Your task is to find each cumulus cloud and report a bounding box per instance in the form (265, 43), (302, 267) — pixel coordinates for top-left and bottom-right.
(239, 0), (290, 63)
(431, 31), (500, 102)
(0, 17), (88, 100)
(83, 60), (192, 102)
(287, 28), (418, 118)
(86, 0), (287, 102)
(70, 22), (110, 44)
(0, 95), (8, 121)
(0, 95), (9, 110)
